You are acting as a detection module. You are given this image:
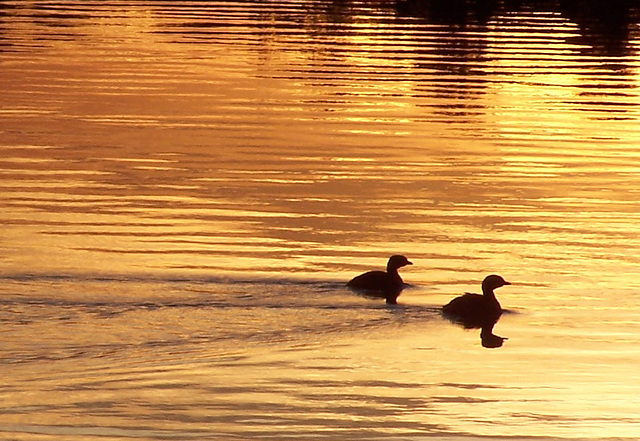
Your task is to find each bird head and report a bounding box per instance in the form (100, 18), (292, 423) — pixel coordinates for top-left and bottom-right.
(388, 255), (412, 270)
(482, 274), (511, 292)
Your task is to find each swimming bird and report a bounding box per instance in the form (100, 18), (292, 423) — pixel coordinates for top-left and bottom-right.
(442, 274), (510, 328)
(347, 255), (413, 304)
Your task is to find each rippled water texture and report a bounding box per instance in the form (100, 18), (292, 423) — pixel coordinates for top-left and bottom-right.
(2, 1), (640, 440)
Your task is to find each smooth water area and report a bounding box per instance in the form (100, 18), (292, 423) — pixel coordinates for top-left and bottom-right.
(2, 1), (640, 439)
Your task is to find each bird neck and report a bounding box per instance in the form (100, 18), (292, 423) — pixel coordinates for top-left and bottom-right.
(482, 288), (502, 313)
(482, 287), (498, 302)
(386, 265), (402, 282)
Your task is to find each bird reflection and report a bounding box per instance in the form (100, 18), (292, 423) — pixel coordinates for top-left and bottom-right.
(347, 255), (412, 305)
(442, 274), (511, 348)
(480, 321), (508, 348)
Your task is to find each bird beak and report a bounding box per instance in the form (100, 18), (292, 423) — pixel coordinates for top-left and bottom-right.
(407, 260), (413, 265)
(504, 280), (511, 285)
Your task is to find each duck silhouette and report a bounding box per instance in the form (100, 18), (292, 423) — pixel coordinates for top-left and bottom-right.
(442, 274), (511, 348)
(347, 255), (412, 304)
(442, 274), (510, 326)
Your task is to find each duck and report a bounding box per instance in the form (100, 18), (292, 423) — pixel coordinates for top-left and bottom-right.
(442, 274), (510, 328)
(347, 255), (412, 304)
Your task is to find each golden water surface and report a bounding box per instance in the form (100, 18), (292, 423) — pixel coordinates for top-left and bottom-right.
(1, 1), (640, 439)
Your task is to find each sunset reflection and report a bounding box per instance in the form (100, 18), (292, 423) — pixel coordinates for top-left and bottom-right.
(2, 1), (640, 440)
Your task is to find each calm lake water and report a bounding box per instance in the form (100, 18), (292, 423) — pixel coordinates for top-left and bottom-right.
(2, 0), (640, 439)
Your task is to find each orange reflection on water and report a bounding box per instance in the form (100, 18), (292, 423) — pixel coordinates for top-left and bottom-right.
(2, 2), (640, 439)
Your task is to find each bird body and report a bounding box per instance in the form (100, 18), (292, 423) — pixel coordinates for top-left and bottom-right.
(442, 293), (501, 327)
(347, 255), (412, 304)
(442, 274), (510, 328)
